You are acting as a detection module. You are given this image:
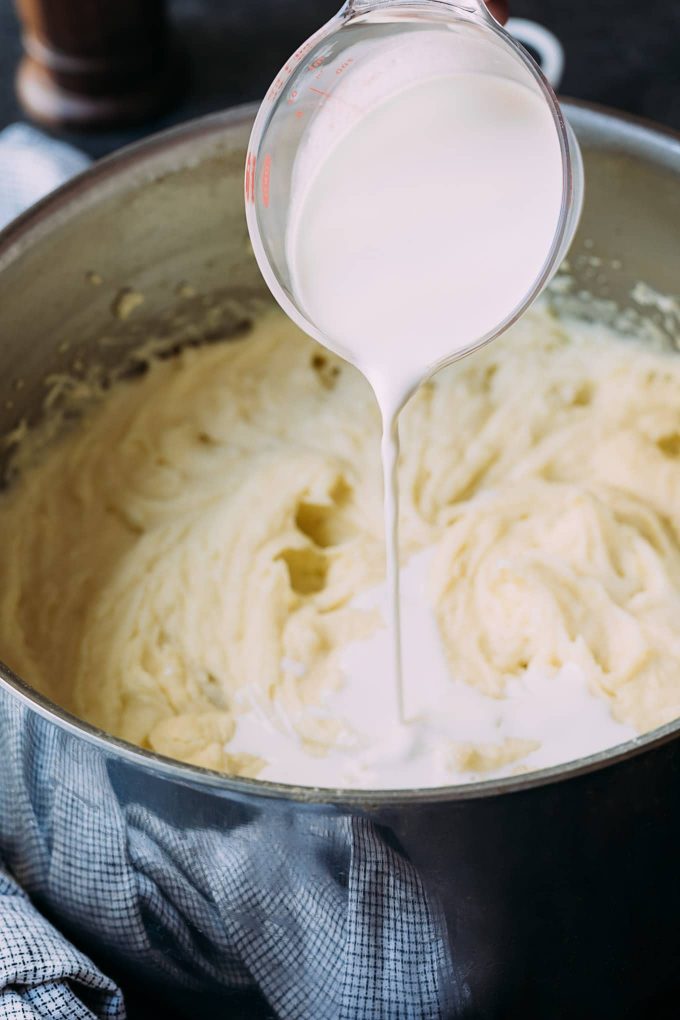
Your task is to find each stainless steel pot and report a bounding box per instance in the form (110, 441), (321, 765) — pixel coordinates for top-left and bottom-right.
(0, 103), (679, 1020)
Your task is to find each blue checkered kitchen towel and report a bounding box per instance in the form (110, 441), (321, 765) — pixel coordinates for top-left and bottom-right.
(0, 124), (90, 230)
(0, 697), (461, 1020)
(0, 866), (124, 1020)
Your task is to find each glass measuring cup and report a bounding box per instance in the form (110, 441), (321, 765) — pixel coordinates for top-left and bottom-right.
(245, 0), (584, 382)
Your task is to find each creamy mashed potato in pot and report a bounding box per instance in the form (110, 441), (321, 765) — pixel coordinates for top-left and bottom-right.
(2, 303), (680, 786)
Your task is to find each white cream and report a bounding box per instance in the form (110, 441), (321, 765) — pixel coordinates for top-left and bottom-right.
(288, 73), (563, 400)
(288, 72), (564, 727)
(228, 549), (636, 789)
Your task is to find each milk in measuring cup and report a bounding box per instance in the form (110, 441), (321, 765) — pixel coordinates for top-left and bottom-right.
(287, 74), (563, 407)
(285, 72), (563, 723)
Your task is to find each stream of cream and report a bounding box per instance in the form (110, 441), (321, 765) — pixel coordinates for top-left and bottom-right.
(288, 73), (564, 726)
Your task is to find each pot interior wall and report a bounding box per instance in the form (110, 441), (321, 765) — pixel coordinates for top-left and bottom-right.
(0, 116), (269, 482)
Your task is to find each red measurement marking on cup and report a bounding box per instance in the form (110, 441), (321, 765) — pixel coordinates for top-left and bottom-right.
(266, 38), (317, 103)
(308, 81), (363, 114)
(293, 38), (316, 63)
(335, 57), (354, 76)
(245, 153), (256, 204)
(266, 77), (285, 103)
(261, 154), (272, 209)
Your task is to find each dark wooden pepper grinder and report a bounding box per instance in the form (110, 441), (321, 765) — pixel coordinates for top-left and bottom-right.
(14, 0), (181, 129)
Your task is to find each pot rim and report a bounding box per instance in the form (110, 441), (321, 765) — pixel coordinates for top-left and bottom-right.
(1, 99), (679, 808)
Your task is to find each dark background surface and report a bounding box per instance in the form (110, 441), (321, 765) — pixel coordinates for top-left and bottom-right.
(0, 1), (678, 1017)
(0, 0), (678, 158)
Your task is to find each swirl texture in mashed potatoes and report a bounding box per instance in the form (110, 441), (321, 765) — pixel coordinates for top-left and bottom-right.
(1, 303), (680, 775)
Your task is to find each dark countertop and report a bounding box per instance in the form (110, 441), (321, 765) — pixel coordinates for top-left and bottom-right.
(0, 0), (678, 160)
(0, 1), (677, 1017)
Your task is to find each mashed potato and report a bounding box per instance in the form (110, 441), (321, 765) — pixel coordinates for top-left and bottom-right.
(1, 303), (680, 776)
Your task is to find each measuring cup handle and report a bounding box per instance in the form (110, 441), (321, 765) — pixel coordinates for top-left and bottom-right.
(506, 17), (565, 90)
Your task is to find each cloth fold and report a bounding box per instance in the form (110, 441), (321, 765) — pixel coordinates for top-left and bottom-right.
(0, 865), (124, 1020)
